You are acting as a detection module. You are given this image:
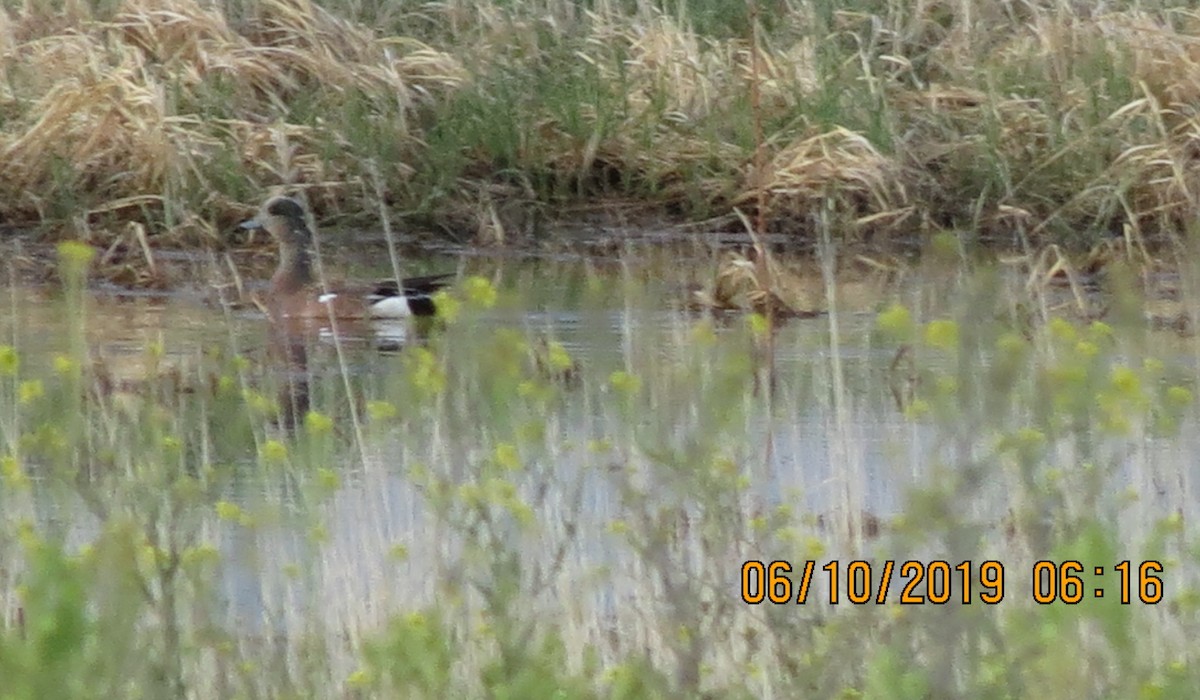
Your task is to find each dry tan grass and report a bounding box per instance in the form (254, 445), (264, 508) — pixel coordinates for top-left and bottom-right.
(5, 0), (1200, 275)
(1088, 13), (1200, 233)
(536, 10), (845, 225)
(0, 0), (463, 234)
(737, 126), (910, 232)
(952, 10), (1200, 238)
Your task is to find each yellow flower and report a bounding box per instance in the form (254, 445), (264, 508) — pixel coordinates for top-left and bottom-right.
(1048, 317), (1077, 343)
(53, 354), (77, 376)
(346, 669), (374, 688)
(464, 276), (498, 308)
(1, 455), (29, 489)
(746, 313), (769, 339)
(433, 290), (460, 323)
(215, 501), (242, 521)
(407, 348), (445, 396)
(366, 400), (397, 421)
(0, 346), (19, 376)
(1166, 386), (1193, 407)
(1110, 366), (1141, 397)
(56, 240), (96, 276)
(493, 442), (521, 471)
(317, 468), (340, 491)
(18, 380), (43, 405)
(260, 439), (288, 464)
(903, 398), (930, 419)
(1088, 320), (1113, 339)
(876, 304), (915, 342)
(923, 319), (959, 351)
(609, 370), (642, 396)
(545, 341), (573, 371)
(181, 544), (219, 570)
(304, 411), (334, 435)
(242, 389), (276, 416)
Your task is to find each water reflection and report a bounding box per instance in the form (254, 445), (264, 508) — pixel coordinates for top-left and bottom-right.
(3, 256), (1198, 682)
(266, 322), (311, 433)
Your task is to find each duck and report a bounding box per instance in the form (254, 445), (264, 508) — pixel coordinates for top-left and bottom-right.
(239, 195), (452, 321)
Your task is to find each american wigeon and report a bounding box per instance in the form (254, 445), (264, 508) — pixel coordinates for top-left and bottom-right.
(240, 196), (451, 321)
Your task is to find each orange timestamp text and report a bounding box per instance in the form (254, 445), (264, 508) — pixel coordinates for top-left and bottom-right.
(740, 559), (1164, 605)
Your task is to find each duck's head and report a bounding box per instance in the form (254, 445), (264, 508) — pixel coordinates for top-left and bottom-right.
(239, 196), (312, 248)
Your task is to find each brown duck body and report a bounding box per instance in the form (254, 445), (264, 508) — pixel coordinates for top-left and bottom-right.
(242, 196), (451, 321)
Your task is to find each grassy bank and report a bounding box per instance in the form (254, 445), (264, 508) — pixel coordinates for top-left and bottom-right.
(4, 0), (1200, 256)
(0, 243), (1198, 697)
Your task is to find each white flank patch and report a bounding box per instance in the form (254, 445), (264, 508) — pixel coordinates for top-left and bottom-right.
(368, 295), (413, 319)
(370, 319), (410, 348)
(317, 293), (338, 304)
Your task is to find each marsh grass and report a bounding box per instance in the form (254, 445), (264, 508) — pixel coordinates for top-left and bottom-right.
(5, 0), (1200, 271)
(0, 236), (1199, 697)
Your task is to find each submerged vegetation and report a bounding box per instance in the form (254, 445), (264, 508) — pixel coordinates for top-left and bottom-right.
(3, 0), (1200, 253)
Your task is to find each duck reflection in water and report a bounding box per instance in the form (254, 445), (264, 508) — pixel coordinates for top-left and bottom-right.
(267, 322), (312, 433)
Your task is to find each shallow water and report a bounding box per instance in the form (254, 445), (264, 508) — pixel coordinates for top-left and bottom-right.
(3, 249), (1199, 689)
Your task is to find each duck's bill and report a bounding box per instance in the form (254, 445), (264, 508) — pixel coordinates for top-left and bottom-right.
(238, 218), (262, 230)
